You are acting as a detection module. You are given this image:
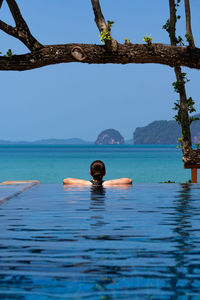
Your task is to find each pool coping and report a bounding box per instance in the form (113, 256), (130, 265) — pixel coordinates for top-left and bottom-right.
(0, 180), (40, 206)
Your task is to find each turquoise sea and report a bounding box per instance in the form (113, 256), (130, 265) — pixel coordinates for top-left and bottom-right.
(0, 145), (192, 183)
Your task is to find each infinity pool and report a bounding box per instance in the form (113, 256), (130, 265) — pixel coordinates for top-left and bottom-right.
(0, 183), (200, 299)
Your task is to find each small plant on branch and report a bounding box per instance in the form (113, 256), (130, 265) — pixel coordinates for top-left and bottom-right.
(189, 115), (199, 124)
(99, 20), (114, 44)
(107, 20), (114, 30)
(99, 31), (111, 43)
(5, 49), (13, 58)
(172, 72), (190, 93)
(175, 0), (181, 7)
(124, 38), (131, 44)
(163, 19), (170, 32)
(173, 73), (199, 126)
(185, 33), (193, 45)
(176, 137), (183, 148)
(173, 100), (181, 124)
(176, 35), (184, 46)
(142, 35), (153, 47)
(185, 179), (192, 184)
(187, 97), (197, 114)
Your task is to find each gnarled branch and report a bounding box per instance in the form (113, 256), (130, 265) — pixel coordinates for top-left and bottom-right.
(1, 0), (42, 51)
(91, 0), (117, 51)
(0, 19), (17, 37)
(0, 43), (200, 71)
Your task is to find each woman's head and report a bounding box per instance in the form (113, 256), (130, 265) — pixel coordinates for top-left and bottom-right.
(90, 160), (106, 181)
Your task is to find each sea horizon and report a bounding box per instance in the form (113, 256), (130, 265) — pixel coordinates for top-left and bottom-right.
(0, 144), (192, 184)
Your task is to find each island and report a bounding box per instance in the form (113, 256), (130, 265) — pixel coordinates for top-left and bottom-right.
(0, 138), (92, 145)
(134, 114), (200, 144)
(95, 129), (125, 145)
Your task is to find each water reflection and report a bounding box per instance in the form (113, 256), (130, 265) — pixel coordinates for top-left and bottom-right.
(170, 183), (198, 298)
(90, 185), (106, 211)
(63, 185), (89, 192)
(90, 185), (106, 229)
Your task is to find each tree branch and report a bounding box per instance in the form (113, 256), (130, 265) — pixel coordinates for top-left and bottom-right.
(174, 66), (192, 157)
(0, 43), (199, 71)
(91, 0), (107, 33)
(184, 0), (195, 47)
(169, 0), (177, 46)
(0, 19), (18, 39)
(169, 0), (194, 163)
(3, 0), (42, 51)
(91, 0), (117, 51)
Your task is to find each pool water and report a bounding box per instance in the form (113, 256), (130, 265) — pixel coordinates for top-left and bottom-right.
(1, 183), (200, 299)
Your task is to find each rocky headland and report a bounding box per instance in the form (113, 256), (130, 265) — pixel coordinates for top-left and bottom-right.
(95, 129), (125, 145)
(134, 114), (200, 144)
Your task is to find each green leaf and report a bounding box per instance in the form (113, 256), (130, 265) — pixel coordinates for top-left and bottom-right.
(5, 49), (13, 58)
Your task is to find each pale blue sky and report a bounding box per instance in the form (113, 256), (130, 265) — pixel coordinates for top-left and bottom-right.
(0, 0), (200, 141)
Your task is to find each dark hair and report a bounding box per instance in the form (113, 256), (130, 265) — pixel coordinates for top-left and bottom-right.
(90, 160), (106, 181)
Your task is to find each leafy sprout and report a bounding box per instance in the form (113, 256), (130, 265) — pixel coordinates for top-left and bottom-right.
(5, 49), (13, 58)
(185, 33), (193, 45)
(99, 31), (111, 43)
(124, 38), (131, 44)
(99, 20), (114, 43)
(143, 35), (153, 46)
(107, 20), (114, 28)
(176, 137), (183, 148)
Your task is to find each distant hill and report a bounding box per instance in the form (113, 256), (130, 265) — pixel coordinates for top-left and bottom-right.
(30, 138), (92, 145)
(95, 129), (125, 145)
(134, 114), (200, 144)
(0, 138), (92, 145)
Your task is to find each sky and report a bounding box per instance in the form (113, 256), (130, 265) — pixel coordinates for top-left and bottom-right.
(0, 0), (200, 142)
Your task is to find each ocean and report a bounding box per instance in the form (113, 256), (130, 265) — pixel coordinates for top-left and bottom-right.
(0, 145), (192, 184)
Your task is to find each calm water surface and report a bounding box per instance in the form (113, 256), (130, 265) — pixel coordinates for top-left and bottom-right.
(0, 145), (191, 183)
(0, 183), (200, 299)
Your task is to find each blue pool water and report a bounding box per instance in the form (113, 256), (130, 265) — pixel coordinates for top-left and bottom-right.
(1, 183), (200, 299)
(0, 145), (192, 183)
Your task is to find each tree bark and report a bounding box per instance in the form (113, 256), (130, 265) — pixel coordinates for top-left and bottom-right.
(184, 0), (195, 47)
(91, 0), (117, 51)
(174, 66), (192, 157)
(0, 43), (200, 71)
(169, 0), (177, 46)
(0, 0), (42, 51)
(91, 0), (107, 34)
(168, 0), (197, 163)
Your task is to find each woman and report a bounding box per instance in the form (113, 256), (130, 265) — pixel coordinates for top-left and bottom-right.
(63, 160), (132, 186)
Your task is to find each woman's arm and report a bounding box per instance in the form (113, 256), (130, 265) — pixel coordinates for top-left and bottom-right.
(63, 178), (92, 185)
(103, 178), (132, 186)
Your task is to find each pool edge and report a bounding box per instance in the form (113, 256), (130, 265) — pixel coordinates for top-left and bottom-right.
(0, 181), (40, 206)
